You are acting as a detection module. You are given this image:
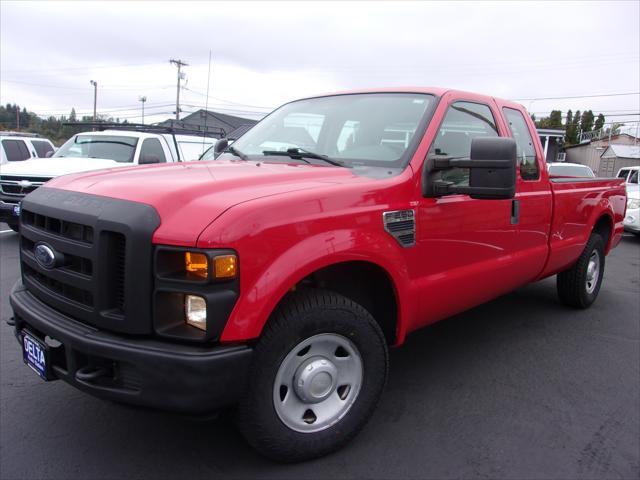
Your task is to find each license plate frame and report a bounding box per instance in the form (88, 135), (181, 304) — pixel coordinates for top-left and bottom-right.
(22, 331), (50, 380)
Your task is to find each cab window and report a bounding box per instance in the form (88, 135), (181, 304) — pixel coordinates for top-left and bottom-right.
(1, 139), (31, 161)
(503, 108), (539, 180)
(429, 101), (499, 186)
(139, 138), (167, 163)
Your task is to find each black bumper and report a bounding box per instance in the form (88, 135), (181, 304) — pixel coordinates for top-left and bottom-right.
(10, 281), (253, 414)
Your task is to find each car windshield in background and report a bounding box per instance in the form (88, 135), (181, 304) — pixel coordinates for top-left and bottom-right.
(54, 135), (138, 163)
(229, 93), (435, 168)
(549, 164), (595, 178)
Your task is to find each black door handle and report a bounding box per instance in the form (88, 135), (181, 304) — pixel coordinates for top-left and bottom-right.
(511, 199), (520, 225)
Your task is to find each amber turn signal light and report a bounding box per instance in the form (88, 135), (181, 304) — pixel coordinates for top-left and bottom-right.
(214, 254), (237, 279)
(185, 252), (209, 279)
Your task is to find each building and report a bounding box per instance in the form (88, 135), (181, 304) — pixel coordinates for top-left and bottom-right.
(598, 144), (640, 177)
(160, 110), (259, 138)
(537, 128), (565, 162)
(564, 133), (638, 175)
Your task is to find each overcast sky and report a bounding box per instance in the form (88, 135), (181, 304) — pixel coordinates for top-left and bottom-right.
(1, 1), (639, 130)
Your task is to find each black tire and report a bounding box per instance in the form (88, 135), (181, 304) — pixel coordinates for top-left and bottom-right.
(557, 233), (605, 308)
(237, 289), (388, 463)
(8, 223), (19, 233)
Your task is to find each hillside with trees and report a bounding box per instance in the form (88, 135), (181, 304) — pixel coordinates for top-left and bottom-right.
(0, 104), (128, 145)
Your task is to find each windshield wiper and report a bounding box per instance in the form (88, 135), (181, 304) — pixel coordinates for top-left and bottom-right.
(262, 148), (349, 168)
(225, 146), (249, 160)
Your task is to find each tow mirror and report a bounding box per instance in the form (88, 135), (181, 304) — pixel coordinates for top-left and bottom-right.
(139, 154), (161, 165)
(214, 138), (229, 157)
(422, 137), (517, 200)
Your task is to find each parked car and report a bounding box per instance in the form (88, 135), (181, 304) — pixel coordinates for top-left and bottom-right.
(0, 132), (55, 164)
(0, 126), (217, 231)
(617, 166), (640, 193)
(9, 88), (626, 462)
(547, 162), (595, 178)
(624, 189), (640, 235)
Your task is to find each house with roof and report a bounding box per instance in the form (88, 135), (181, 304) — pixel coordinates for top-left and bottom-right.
(598, 144), (640, 177)
(564, 133), (638, 175)
(160, 110), (259, 139)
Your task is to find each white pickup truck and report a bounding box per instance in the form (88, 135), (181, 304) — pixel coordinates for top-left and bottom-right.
(0, 127), (220, 231)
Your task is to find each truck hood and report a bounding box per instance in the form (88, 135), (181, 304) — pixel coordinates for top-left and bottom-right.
(0, 157), (124, 178)
(45, 160), (359, 246)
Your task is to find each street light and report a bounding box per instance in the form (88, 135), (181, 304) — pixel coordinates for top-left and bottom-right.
(90, 80), (98, 122)
(139, 96), (147, 124)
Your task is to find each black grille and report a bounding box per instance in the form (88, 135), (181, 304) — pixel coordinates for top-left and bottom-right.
(22, 210), (94, 244)
(19, 187), (160, 334)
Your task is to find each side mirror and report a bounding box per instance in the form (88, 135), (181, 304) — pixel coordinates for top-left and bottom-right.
(45, 151), (54, 158)
(214, 138), (229, 156)
(422, 137), (517, 200)
(139, 154), (161, 165)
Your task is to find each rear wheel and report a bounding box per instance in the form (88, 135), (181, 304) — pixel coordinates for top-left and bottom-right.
(237, 289), (388, 462)
(557, 233), (605, 308)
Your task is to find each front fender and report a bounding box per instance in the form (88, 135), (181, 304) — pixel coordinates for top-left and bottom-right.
(219, 229), (412, 343)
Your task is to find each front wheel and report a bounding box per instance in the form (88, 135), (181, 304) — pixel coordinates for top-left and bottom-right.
(237, 289), (388, 462)
(557, 233), (605, 308)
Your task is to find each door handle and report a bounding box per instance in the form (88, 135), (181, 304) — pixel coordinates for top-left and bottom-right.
(511, 199), (520, 225)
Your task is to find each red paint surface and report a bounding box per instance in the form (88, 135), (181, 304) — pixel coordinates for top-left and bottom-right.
(47, 88), (627, 345)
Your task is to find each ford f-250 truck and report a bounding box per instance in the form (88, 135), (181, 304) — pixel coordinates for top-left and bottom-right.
(8, 88), (626, 462)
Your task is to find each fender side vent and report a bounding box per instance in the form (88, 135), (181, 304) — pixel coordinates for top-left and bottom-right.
(383, 209), (415, 247)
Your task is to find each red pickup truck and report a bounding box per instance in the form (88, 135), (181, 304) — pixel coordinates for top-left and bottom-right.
(9, 87), (626, 462)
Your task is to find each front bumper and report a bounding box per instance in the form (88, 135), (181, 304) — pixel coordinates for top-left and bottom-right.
(624, 208), (640, 233)
(9, 281), (253, 414)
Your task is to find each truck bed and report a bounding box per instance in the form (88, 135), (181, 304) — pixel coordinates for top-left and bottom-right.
(540, 177), (627, 278)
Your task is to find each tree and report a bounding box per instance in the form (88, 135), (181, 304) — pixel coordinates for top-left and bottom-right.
(594, 113), (605, 132)
(69, 108), (77, 123)
(580, 110), (595, 132)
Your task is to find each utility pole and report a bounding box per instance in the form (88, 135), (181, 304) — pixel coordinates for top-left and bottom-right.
(139, 96), (147, 124)
(169, 59), (188, 121)
(90, 80), (98, 121)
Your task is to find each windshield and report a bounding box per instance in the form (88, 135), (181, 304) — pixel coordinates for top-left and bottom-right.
(200, 144), (217, 161)
(228, 93), (435, 168)
(549, 164), (595, 178)
(54, 135), (138, 162)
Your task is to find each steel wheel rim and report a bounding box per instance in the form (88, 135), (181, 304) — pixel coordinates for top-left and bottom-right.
(586, 249), (600, 294)
(273, 333), (363, 433)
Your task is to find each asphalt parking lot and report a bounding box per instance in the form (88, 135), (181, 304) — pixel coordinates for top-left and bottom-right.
(1, 224), (638, 480)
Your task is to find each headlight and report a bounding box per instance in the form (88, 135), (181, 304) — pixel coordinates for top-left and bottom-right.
(628, 198), (640, 210)
(185, 252), (209, 279)
(185, 295), (207, 330)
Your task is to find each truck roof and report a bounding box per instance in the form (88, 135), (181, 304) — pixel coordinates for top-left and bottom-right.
(299, 87), (525, 110)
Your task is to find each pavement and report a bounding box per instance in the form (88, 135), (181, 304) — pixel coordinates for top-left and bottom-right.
(1, 223), (638, 480)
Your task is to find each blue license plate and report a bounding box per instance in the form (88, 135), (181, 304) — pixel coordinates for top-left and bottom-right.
(22, 332), (48, 380)
(13, 203), (21, 217)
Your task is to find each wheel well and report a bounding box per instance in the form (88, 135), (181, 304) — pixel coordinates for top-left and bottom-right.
(292, 261), (399, 345)
(592, 215), (613, 248)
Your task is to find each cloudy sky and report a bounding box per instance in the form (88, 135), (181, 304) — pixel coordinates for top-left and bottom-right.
(1, 1), (639, 130)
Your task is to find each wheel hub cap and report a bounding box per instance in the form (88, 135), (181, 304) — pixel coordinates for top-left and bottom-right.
(273, 333), (363, 433)
(586, 250), (600, 294)
(294, 357), (338, 403)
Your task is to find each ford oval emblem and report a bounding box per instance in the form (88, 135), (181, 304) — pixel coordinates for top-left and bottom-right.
(34, 243), (57, 269)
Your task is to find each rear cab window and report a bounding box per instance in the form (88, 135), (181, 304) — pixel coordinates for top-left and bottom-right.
(31, 140), (54, 158)
(503, 108), (539, 180)
(139, 138), (167, 163)
(1, 139), (31, 161)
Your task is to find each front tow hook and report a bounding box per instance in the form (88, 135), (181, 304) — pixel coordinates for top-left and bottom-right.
(75, 365), (111, 383)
